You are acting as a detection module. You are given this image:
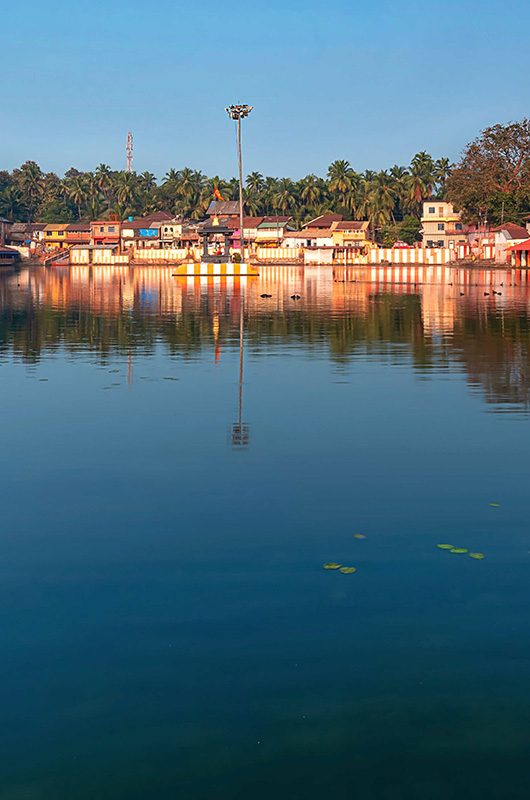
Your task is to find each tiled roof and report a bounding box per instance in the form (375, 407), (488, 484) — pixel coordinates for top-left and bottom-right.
(207, 201), (240, 216)
(67, 221), (91, 232)
(303, 213), (343, 229)
(492, 223), (529, 239)
(331, 220), (368, 231)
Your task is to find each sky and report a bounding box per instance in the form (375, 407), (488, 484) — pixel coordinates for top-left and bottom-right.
(2, 0), (530, 180)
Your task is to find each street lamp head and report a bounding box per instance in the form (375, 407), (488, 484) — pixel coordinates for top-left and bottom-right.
(226, 104), (254, 120)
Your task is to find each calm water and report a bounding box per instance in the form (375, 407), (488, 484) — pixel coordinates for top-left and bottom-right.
(1, 264), (530, 799)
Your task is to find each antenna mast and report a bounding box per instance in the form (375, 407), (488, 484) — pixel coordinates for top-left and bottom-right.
(126, 131), (133, 173)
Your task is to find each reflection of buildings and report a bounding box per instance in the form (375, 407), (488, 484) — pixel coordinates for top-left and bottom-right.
(3, 264), (530, 411)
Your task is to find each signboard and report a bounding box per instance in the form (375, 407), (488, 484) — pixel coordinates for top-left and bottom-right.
(139, 228), (158, 238)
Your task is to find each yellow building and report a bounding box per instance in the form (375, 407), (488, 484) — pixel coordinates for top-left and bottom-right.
(330, 220), (371, 248)
(421, 202), (464, 249)
(43, 223), (69, 249)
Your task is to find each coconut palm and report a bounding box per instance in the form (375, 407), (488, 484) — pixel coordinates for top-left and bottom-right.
(15, 161), (44, 220)
(410, 152), (435, 197)
(246, 172), (264, 194)
(0, 185), (25, 219)
(271, 178), (297, 214)
(67, 175), (87, 218)
(299, 174), (323, 207)
(434, 157), (453, 197)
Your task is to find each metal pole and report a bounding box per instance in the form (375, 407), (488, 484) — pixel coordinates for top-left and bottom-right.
(239, 294), (244, 427)
(237, 115), (244, 260)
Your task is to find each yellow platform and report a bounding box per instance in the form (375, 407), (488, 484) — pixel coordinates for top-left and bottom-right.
(173, 261), (259, 277)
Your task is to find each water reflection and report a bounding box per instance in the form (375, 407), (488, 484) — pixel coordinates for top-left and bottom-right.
(1, 264), (530, 411)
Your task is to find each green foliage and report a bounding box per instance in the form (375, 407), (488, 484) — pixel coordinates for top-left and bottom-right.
(0, 153), (451, 231)
(447, 118), (530, 224)
(38, 199), (75, 223)
(380, 216), (422, 246)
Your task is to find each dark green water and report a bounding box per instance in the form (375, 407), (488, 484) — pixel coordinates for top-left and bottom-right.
(1, 264), (530, 799)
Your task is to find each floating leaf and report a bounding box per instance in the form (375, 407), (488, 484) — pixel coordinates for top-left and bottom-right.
(323, 562), (342, 570)
(437, 544), (455, 550)
(450, 548), (468, 554)
(489, 502), (501, 508)
(469, 552), (485, 560)
(353, 534), (366, 540)
(339, 566), (357, 574)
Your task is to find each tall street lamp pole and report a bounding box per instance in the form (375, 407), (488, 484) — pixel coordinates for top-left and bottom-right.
(225, 104), (253, 260)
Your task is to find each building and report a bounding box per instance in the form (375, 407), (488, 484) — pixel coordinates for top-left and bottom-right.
(7, 222), (46, 248)
(506, 238), (530, 268)
(160, 219), (185, 247)
(90, 221), (121, 247)
(66, 221), (91, 247)
(0, 244), (20, 265)
(121, 212), (175, 249)
(283, 229), (334, 248)
(491, 223), (530, 264)
(254, 216), (293, 246)
(43, 223), (69, 249)
(330, 220), (370, 248)
(0, 217), (10, 245)
(421, 202), (464, 248)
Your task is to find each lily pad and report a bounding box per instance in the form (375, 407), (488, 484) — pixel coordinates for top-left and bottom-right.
(353, 534), (366, 539)
(469, 552), (485, 560)
(436, 544), (455, 550)
(339, 566), (357, 574)
(450, 548), (468, 554)
(323, 562), (342, 570)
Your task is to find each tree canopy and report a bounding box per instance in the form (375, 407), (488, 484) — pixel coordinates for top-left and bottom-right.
(447, 119), (530, 225)
(0, 153), (452, 240)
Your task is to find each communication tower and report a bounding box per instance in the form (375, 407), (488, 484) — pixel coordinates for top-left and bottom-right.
(126, 131), (133, 172)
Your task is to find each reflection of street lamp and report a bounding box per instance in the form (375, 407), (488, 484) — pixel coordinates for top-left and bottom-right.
(231, 296), (250, 447)
(225, 104), (253, 259)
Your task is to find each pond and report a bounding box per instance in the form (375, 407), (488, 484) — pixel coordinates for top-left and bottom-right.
(1, 264), (530, 799)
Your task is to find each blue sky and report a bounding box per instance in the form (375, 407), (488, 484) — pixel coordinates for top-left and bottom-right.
(3, 0), (530, 180)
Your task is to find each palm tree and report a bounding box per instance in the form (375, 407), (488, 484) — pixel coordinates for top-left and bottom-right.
(85, 174), (102, 219)
(410, 152), (435, 197)
(327, 159), (355, 201)
(139, 171), (157, 192)
(95, 164), (114, 210)
(271, 178), (297, 214)
(113, 171), (139, 215)
(0, 185), (25, 219)
(404, 173), (429, 216)
(367, 171), (396, 236)
(246, 172), (264, 194)
(15, 161), (44, 220)
(434, 158), (453, 198)
(67, 175), (87, 218)
(299, 174), (323, 208)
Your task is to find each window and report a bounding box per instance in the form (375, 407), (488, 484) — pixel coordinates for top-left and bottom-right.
(99, 227), (104, 233)
(46, 231), (52, 236)
(455, 223), (462, 231)
(58, 231), (64, 236)
(426, 240), (434, 247)
(108, 226), (115, 233)
(438, 207), (444, 215)
(428, 206), (435, 214)
(437, 240), (444, 247)
(437, 223), (444, 231)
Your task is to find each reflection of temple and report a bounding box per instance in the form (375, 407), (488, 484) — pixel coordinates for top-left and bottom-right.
(2, 264), (530, 411)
